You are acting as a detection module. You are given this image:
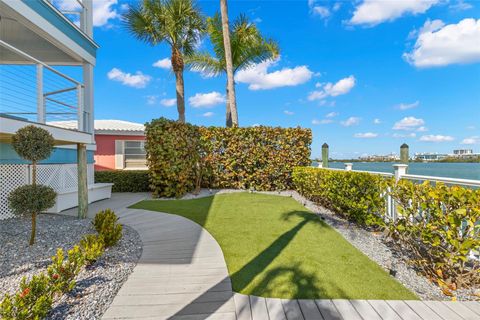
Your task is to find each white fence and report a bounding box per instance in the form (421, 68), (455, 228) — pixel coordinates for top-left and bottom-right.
(0, 163), (94, 220)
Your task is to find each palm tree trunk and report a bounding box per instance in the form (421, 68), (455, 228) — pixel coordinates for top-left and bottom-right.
(220, 0), (238, 127)
(225, 85), (232, 127)
(172, 47), (185, 123)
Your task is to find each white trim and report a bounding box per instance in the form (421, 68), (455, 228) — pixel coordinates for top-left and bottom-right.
(2, 0), (96, 65)
(95, 130), (145, 136)
(0, 116), (93, 144)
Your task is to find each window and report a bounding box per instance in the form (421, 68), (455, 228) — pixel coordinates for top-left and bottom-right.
(123, 140), (146, 168)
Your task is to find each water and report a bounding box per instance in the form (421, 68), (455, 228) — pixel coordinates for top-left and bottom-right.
(323, 162), (480, 180)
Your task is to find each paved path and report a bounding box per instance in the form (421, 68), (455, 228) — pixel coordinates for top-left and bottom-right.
(63, 193), (480, 320)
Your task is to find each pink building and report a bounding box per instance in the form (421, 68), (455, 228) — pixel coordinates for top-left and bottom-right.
(93, 120), (146, 171)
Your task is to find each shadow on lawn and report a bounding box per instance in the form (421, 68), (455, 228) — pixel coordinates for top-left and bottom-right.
(169, 208), (340, 319)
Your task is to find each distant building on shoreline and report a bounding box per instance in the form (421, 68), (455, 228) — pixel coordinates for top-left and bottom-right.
(359, 153), (399, 162)
(413, 149), (479, 162)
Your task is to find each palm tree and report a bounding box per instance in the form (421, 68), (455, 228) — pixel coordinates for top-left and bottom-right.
(123, 0), (205, 123)
(219, 0), (237, 127)
(186, 13), (279, 127)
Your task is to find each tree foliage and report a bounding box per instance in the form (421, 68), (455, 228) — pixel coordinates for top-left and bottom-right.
(11, 125), (54, 163)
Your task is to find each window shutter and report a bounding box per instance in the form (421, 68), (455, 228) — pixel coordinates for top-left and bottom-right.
(114, 140), (124, 169)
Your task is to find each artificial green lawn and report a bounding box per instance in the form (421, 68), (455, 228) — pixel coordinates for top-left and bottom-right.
(130, 192), (417, 300)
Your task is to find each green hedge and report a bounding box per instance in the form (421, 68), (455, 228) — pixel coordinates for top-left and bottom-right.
(292, 167), (390, 226)
(94, 170), (150, 192)
(145, 117), (312, 197)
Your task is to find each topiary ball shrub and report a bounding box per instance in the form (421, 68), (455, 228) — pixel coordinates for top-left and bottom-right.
(11, 125), (54, 163)
(92, 209), (123, 247)
(8, 184), (56, 216)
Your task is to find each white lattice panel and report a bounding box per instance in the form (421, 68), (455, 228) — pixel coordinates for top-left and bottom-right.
(0, 164), (94, 220)
(0, 164), (29, 219)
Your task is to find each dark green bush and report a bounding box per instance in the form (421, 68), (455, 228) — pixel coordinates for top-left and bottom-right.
(0, 274), (53, 320)
(11, 125), (54, 163)
(145, 118), (312, 197)
(293, 167), (390, 226)
(8, 185), (56, 216)
(80, 234), (105, 265)
(95, 170), (150, 192)
(145, 118), (203, 198)
(92, 209), (123, 247)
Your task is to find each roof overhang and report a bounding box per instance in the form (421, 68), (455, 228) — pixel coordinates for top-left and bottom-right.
(95, 130), (146, 136)
(0, 116), (93, 145)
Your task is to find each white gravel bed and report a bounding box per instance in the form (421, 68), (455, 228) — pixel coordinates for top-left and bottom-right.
(170, 188), (478, 301)
(0, 213), (142, 319)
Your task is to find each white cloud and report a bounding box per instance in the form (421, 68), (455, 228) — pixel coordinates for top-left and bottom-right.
(340, 117), (361, 127)
(396, 100), (420, 110)
(404, 18), (480, 68)
(354, 132), (378, 138)
(449, 0), (473, 11)
(393, 116), (425, 130)
(461, 136), (479, 144)
(284, 110), (295, 115)
(312, 6), (330, 19)
(235, 58), (313, 90)
(107, 68), (151, 88)
(350, 0), (439, 26)
(467, 125), (476, 130)
(160, 98), (176, 107)
(308, 76), (356, 101)
(373, 118), (381, 124)
(202, 112), (214, 117)
(153, 58), (172, 69)
(393, 132), (417, 138)
(146, 95), (158, 105)
(189, 91), (225, 108)
(93, 0), (118, 27)
(326, 112), (339, 118)
(417, 126), (428, 132)
(419, 134), (454, 142)
(312, 119), (333, 125)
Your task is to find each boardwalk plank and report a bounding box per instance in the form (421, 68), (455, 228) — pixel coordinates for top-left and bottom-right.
(350, 300), (382, 320)
(422, 301), (463, 320)
(368, 300), (402, 320)
(315, 300), (342, 320)
(386, 301), (421, 320)
(463, 301), (480, 315)
(266, 298), (287, 320)
(250, 296), (269, 320)
(298, 299), (323, 320)
(332, 300), (362, 320)
(404, 301), (443, 320)
(443, 301), (479, 320)
(282, 299), (304, 320)
(234, 293), (253, 320)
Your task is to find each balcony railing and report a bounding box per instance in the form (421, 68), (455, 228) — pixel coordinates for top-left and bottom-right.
(0, 40), (88, 132)
(46, 0), (90, 34)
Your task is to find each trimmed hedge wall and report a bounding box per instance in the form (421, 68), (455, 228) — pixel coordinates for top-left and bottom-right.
(145, 117), (312, 197)
(94, 170), (150, 192)
(292, 166), (390, 226)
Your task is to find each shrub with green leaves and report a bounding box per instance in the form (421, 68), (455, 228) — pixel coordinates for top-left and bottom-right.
(145, 117), (312, 197)
(388, 180), (480, 290)
(293, 167), (390, 226)
(80, 234), (105, 265)
(145, 118), (203, 198)
(47, 246), (84, 294)
(8, 185), (56, 217)
(95, 170), (150, 192)
(0, 273), (53, 320)
(93, 209), (123, 247)
(11, 125), (54, 164)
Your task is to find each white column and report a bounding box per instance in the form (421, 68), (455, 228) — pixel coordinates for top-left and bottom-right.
(83, 0), (93, 37)
(344, 163), (353, 171)
(82, 64), (94, 135)
(36, 64), (45, 123)
(393, 164), (408, 181)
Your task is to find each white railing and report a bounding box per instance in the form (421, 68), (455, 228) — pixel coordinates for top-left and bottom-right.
(0, 40), (88, 132)
(46, 0), (89, 34)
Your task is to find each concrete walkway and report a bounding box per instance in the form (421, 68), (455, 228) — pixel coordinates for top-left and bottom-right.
(63, 193), (480, 320)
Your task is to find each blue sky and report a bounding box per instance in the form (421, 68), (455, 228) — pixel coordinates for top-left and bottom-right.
(68, 0), (480, 158)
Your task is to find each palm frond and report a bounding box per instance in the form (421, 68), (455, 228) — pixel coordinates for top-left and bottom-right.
(184, 52), (223, 77)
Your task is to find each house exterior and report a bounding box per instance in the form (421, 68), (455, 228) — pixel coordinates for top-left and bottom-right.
(0, 0), (112, 219)
(50, 120), (147, 171)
